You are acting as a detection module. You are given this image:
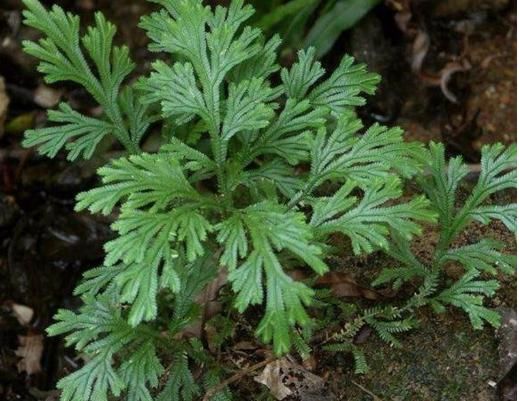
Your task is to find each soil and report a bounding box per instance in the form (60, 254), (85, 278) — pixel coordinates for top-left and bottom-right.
(0, 1), (516, 400)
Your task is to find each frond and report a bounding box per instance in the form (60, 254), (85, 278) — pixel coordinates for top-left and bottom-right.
(23, 103), (113, 160)
(315, 177), (436, 254)
(308, 54), (380, 114)
(421, 142), (516, 246)
(219, 202), (328, 354)
(75, 153), (199, 214)
(22, 4), (147, 157)
(119, 342), (164, 401)
(440, 239), (515, 275)
(157, 352), (199, 401)
(432, 270), (501, 329)
(281, 47), (324, 99)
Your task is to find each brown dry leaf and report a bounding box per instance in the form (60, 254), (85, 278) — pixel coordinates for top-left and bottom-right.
(10, 302), (34, 326)
(15, 334), (44, 375)
(254, 357), (336, 401)
(411, 30), (430, 73)
(419, 59), (471, 103)
(315, 272), (382, 300)
(33, 84), (63, 108)
(386, 0), (413, 33)
(195, 268), (228, 305)
(234, 341), (258, 351)
(439, 60), (471, 103)
(179, 268), (228, 338)
(0, 76), (10, 137)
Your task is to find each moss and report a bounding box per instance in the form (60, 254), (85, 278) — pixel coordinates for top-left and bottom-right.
(328, 309), (501, 401)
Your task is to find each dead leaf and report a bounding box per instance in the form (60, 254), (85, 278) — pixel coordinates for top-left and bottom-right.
(196, 268), (228, 305)
(9, 302), (34, 326)
(353, 325), (372, 345)
(33, 84), (63, 108)
(27, 388), (60, 401)
(255, 359), (293, 400)
(254, 357), (336, 401)
(438, 60), (471, 103)
(315, 272), (382, 300)
(0, 76), (10, 137)
(15, 334), (44, 375)
(411, 30), (430, 73)
(302, 355), (317, 371)
(394, 10), (412, 33)
(5, 112), (35, 134)
(419, 59), (471, 103)
(386, 0), (413, 33)
(234, 341), (258, 351)
(179, 268), (228, 338)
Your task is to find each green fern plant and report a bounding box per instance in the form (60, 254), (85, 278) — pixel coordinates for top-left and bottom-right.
(373, 142), (516, 328)
(325, 143), (515, 374)
(20, 0), (514, 400)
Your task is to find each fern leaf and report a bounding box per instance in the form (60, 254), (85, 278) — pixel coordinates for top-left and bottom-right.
(119, 342), (164, 401)
(158, 352), (199, 401)
(352, 346), (369, 374)
(73, 265), (125, 297)
(57, 352), (125, 401)
(281, 47), (324, 99)
(365, 315), (415, 348)
(441, 239), (515, 275)
(308, 54), (380, 114)
(317, 177), (436, 254)
(469, 204), (516, 232)
(372, 266), (428, 289)
(421, 143), (516, 245)
(222, 202), (328, 353)
(140, 61), (209, 125)
(222, 78), (275, 141)
(22, 0), (141, 154)
(432, 270), (501, 329)
(241, 160), (304, 198)
(75, 153), (199, 214)
(250, 99), (328, 163)
(23, 103), (113, 160)
(216, 215), (248, 271)
(229, 34), (281, 82)
(310, 113), (424, 186)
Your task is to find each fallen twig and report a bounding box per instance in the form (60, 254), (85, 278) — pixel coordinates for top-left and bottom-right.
(351, 380), (384, 401)
(202, 357), (276, 401)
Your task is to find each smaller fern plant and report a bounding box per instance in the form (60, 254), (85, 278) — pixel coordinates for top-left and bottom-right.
(373, 142), (516, 328)
(323, 146), (516, 372)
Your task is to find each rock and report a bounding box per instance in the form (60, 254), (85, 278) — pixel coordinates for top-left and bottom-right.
(33, 84), (62, 109)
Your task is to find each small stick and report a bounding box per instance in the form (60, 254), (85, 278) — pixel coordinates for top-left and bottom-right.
(202, 357), (275, 401)
(351, 380), (384, 401)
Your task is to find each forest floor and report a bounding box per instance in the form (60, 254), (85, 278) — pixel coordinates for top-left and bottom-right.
(0, 0), (516, 400)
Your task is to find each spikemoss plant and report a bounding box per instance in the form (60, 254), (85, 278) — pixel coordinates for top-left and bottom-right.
(21, 0), (515, 399)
